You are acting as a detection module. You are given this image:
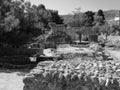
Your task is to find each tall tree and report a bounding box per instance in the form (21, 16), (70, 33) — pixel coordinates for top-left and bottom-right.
(82, 11), (95, 27)
(95, 9), (106, 25)
(49, 10), (63, 24)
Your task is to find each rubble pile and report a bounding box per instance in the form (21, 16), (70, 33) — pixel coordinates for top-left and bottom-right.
(23, 60), (120, 90)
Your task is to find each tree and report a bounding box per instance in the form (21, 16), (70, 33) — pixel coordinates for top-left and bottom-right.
(76, 11), (95, 42)
(82, 11), (95, 27)
(49, 10), (63, 24)
(0, 0), (63, 47)
(95, 9), (106, 25)
(4, 15), (20, 32)
(77, 26), (93, 42)
(99, 24), (111, 40)
(72, 8), (83, 27)
(92, 26), (101, 35)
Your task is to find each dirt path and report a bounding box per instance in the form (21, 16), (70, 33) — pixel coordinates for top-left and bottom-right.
(0, 71), (25, 90)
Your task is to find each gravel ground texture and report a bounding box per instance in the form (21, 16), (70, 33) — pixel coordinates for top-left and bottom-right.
(0, 72), (24, 90)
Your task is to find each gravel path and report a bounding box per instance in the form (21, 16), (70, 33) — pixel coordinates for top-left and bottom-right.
(0, 72), (25, 90)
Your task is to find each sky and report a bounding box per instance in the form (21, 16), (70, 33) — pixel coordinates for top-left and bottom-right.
(28, 0), (120, 15)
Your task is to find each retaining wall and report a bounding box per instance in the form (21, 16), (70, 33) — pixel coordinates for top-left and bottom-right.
(23, 60), (120, 90)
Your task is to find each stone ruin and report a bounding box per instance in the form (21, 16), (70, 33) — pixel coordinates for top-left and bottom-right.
(23, 60), (120, 90)
(46, 23), (72, 45)
(48, 22), (66, 34)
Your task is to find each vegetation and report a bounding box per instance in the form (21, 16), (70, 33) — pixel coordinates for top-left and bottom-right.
(62, 10), (119, 27)
(0, 0), (119, 48)
(64, 9), (119, 43)
(62, 9), (120, 43)
(0, 0), (63, 47)
(95, 9), (106, 25)
(82, 11), (95, 27)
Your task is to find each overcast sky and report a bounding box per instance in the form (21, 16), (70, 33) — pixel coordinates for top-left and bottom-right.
(29, 0), (120, 15)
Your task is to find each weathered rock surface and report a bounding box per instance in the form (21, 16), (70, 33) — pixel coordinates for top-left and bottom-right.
(23, 60), (120, 90)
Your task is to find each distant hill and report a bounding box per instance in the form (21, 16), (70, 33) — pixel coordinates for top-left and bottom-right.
(104, 10), (119, 20)
(61, 10), (120, 24)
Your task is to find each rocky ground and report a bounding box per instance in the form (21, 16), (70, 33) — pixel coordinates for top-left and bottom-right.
(1, 43), (120, 90)
(23, 59), (120, 90)
(22, 44), (120, 90)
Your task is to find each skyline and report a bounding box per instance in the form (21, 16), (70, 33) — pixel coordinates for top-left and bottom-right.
(29, 0), (120, 15)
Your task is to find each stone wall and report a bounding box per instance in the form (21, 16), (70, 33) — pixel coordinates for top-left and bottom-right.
(23, 60), (120, 90)
(47, 23), (72, 45)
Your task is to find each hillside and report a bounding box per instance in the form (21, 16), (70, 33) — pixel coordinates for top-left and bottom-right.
(62, 10), (119, 24)
(104, 10), (119, 20)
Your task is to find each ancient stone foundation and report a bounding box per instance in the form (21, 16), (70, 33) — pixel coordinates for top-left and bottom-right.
(23, 60), (120, 90)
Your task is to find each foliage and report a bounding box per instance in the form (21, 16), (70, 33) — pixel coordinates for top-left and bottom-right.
(95, 9), (106, 25)
(4, 15), (20, 32)
(111, 25), (120, 35)
(92, 24), (111, 35)
(63, 9), (108, 43)
(0, 0), (63, 47)
(62, 10), (119, 27)
(49, 10), (63, 24)
(67, 19), (82, 27)
(92, 26), (100, 34)
(62, 12), (83, 27)
(78, 26), (93, 35)
(80, 11), (95, 27)
(99, 24), (111, 35)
